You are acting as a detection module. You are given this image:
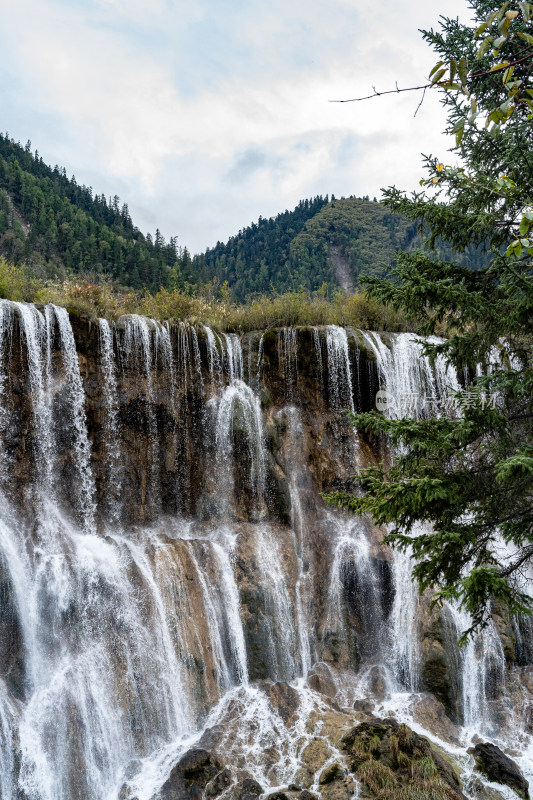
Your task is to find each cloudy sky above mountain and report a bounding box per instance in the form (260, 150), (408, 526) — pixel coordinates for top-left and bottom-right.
(1, 0), (470, 253)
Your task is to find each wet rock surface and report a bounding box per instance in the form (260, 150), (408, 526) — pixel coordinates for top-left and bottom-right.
(470, 742), (530, 799)
(205, 767), (233, 797)
(233, 777), (264, 800)
(158, 749), (224, 800)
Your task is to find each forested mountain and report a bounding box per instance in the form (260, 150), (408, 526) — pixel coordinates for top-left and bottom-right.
(190, 196), (488, 300)
(0, 134), (488, 300)
(0, 134), (182, 291)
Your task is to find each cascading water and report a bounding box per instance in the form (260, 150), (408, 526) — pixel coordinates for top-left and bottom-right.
(356, 331), (463, 692)
(204, 325), (223, 389)
(14, 303), (55, 499)
(278, 327), (298, 400)
(213, 379), (265, 516)
(223, 333), (243, 382)
(252, 523), (301, 681)
(0, 304), (12, 485)
(53, 305), (97, 532)
(99, 319), (123, 522)
(175, 321), (196, 396)
(280, 406), (314, 675)
(256, 332), (265, 385)
(359, 330), (522, 750)
(313, 327), (324, 394)
(388, 525), (420, 692)
(446, 603), (507, 735)
(0, 309), (529, 800)
(121, 314), (161, 513)
(325, 325), (355, 413)
(324, 513), (388, 664)
(359, 330), (461, 418)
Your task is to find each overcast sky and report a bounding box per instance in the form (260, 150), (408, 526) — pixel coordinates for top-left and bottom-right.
(1, 0), (471, 254)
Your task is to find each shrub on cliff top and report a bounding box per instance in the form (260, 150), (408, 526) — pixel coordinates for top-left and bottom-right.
(0, 259), (414, 332)
(0, 257), (41, 302)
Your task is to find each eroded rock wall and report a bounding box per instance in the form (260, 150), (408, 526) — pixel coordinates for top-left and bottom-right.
(0, 303), (530, 800)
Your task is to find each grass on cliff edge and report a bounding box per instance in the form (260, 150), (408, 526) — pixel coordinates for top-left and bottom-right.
(0, 256), (415, 332)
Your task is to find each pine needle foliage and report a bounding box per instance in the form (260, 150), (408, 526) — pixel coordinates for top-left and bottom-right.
(326, 0), (533, 635)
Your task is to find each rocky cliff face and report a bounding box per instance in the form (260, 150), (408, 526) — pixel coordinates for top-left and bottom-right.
(0, 301), (531, 800)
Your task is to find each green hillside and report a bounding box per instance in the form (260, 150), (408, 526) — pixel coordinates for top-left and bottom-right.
(190, 196), (488, 301)
(0, 134), (183, 291)
(190, 196), (413, 299)
(0, 135), (488, 301)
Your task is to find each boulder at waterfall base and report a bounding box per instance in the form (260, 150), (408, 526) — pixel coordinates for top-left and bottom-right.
(158, 748), (225, 800)
(470, 742), (529, 799)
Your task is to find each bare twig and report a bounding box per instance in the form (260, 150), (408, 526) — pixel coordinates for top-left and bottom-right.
(329, 84), (434, 103)
(329, 50), (533, 104)
(414, 86), (427, 118)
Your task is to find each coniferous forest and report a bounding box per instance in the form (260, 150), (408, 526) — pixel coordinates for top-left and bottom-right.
(0, 133), (487, 300)
(0, 134), (183, 292)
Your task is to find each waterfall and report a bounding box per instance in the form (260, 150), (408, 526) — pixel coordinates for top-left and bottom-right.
(278, 328), (298, 400)
(159, 322), (176, 396)
(0, 501), (33, 798)
(359, 330), (460, 417)
(213, 379), (266, 516)
(204, 325), (223, 389)
(256, 332), (265, 384)
(52, 305), (96, 533)
(445, 603), (507, 735)
(324, 513), (389, 667)
(325, 325), (355, 413)
(189, 325), (203, 395)
(209, 537), (249, 686)
(280, 406), (314, 675)
(0, 303), (13, 490)
(99, 319), (123, 522)
(12, 303), (55, 497)
(15, 524), (212, 800)
(223, 333), (243, 381)
(0, 310), (529, 800)
(313, 327), (324, 395)
(175, 321), (195, 396)
(121, 315), (161, 513)
(0, 302), (98, 529)
(0, 686), (17, 800)
(358, 330), (462, 691)
(388, 537), (420, 691)
(359, 330), (516, 735)
(253, 524), (300, 681)
(0, 510), (253, 800)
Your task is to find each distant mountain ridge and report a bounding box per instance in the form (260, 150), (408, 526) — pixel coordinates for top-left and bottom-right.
(189, 195), (418, 300)
(189, 195), (489, 300)
(0, 135), (488, 299)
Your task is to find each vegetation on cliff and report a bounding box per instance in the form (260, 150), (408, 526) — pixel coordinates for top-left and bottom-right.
(328, 0), (533, 632)
(0, 256), (413, 332)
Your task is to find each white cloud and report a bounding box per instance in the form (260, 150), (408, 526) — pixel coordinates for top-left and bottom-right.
(0, 0), (472, 252)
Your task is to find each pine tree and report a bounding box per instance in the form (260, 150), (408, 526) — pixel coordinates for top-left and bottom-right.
(327, 1), (533, 634)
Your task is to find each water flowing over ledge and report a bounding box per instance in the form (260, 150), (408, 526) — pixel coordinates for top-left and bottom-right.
(0, 302), (530, 800)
